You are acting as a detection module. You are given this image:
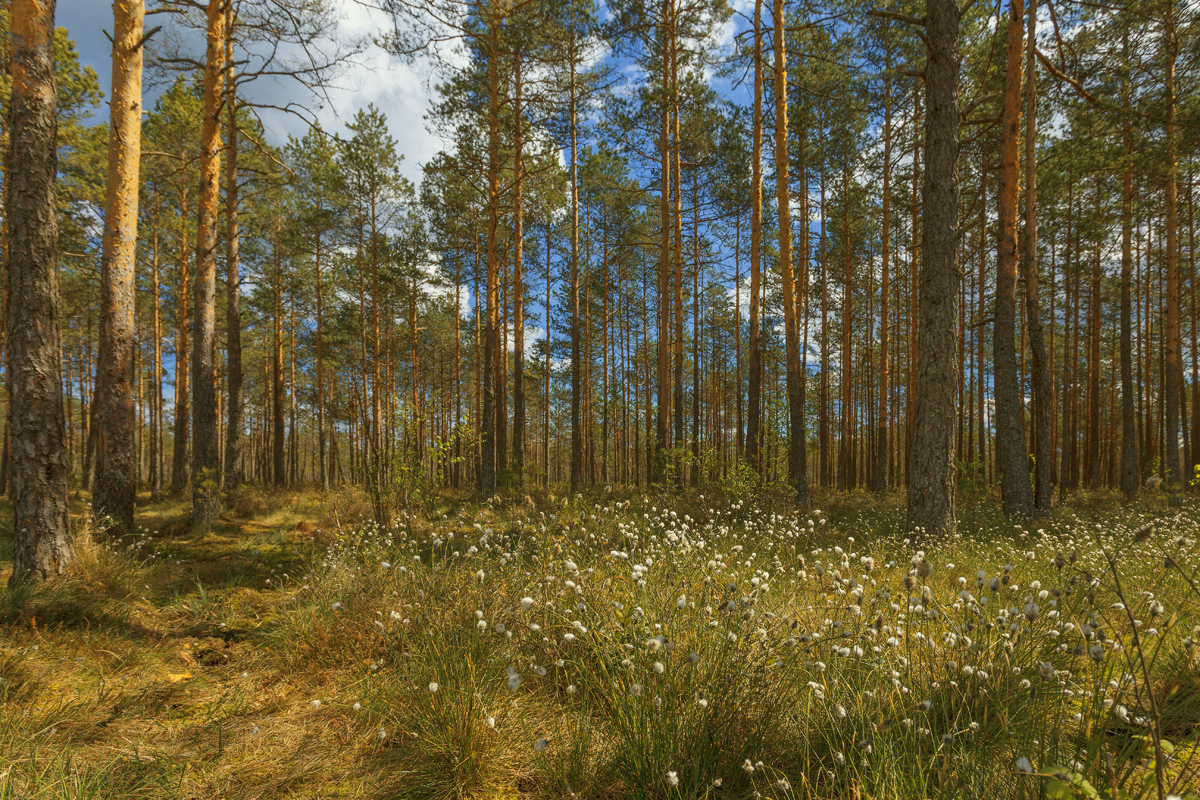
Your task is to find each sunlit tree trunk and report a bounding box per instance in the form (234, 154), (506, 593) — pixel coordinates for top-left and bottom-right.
(192, 0), (226, 528)
(93, 0), (145, 533)
(993, 0), (1034, 518)
(774, 0), (807, 504)
(745, 0), (763, 475)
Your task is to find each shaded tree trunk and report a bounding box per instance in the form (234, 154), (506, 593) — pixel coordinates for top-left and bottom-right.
(1023, 0), (1052, 513)
(223, 4), (244, 489)
(907, 0), (961, 536)
(7, 0), (73, 582)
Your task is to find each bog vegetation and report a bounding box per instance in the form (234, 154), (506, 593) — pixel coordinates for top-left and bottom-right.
(2, 489), (1199, 799)
(3, 0), (1200, 796)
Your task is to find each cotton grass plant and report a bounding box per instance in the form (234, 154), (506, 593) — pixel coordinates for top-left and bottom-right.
(258, 495), (1200, 799)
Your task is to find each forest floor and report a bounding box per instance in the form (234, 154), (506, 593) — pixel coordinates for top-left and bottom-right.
(1, 486), (1199, 800)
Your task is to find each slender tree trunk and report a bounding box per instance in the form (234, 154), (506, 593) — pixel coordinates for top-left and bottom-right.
(1163, 15), (1183, 492)
(223, 5), (243, 490)
(192, 0), (226, 528)
(569, 35), (583, 494)
(993, 0), (1034, 518)
(93, 0), (145, 533)
(171, 187), (190, 497)
(654, 0), (673, 484)
(316, 207), (327, 491)
(151, 192), (162, 495)
(874, 45), (892, 494)
(907, 0), (961, 536)
(1023, 0), (1052, 513)
(512, 50), (526, 488)
(480, 17), (500, 499)
(273, 226), (285, 486)
(839, 163), (853, 492)
(1120, 69), (1138, 497)
(745, 0), (763, 474)
(774, 0), (807, 503)
(7, 0), (73, 582)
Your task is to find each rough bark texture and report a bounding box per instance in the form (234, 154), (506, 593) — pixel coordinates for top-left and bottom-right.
(907, 0), (961, 537)
(192, 0), (226, 528)
(1023, 0), (1053, 513)
(993, 0), (1034, 519)
(7, 0), (73, 583)
(93, 0), (145, 533)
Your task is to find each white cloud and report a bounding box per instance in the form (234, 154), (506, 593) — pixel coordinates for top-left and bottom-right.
(252, 0), (453, 187)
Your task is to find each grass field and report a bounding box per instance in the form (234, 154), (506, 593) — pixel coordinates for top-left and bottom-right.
(1, 487), (1198, 799)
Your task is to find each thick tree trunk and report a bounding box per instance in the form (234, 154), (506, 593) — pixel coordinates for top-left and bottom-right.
(93, 0), (145, 533)
(7, 0), (73, 582)
(907, 0), (961, 537)
(993, 0), (1034, 518)
(192, 0), (226, 528)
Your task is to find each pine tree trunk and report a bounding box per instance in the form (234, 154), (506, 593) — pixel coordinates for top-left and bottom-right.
(316, 209), (327, 491)
(1163, 17), (1182, 492)
(171, 186), (190, 498)
(273, 227), (285, 487)
(993, 0), (1034, 518)
(480, 17), (500, 499)
(93, 0), (145, 533)
(774, 0), (807, 504)
(874, 47), (892, 494)
(223, 5), (243, 490)
(1023, 0), (1052, 513)
(907, 0), (961, 537)
(512, 50), (526, 488)
(192, 0), (226, 528)
(745, 0), (763, 475)
(569, 35), (583, 494)
(7, 0), (73, 582)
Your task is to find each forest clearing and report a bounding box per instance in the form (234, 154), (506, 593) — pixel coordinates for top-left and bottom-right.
(4, 0), (1200, 796)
